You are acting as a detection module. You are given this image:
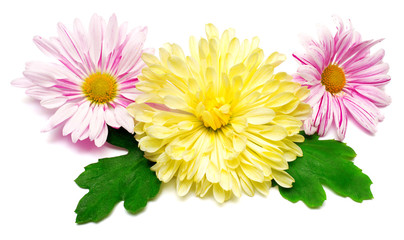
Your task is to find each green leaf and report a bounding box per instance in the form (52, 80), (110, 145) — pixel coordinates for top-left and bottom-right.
(75, 127), (161, 224)
(278, 133), (373, 208)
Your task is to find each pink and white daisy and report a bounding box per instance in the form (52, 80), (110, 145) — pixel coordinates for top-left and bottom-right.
(293, 16), (391, 140)
(12, 14), (152, 146)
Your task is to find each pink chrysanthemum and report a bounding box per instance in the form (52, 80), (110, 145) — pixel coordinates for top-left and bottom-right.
(293, 16), (391, 140)
(12, 14), (151, 146)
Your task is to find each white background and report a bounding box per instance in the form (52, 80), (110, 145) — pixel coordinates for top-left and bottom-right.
(1, 0), (403, 239)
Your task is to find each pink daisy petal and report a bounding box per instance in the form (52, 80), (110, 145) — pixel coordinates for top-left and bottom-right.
(115, 105), (134, 133)
(297, 65), (320, 84)
(72, 106), (93, 142)
(26, 87), (61, 100)
(57, 22), (84, 65)
(354, 85), (392, 107)
(42, 103), (78, 132)
(306, 84), (326, 106)
(120, 88), (142, 101)
(11, 78), (35, 88)
(33, 36), (61, 58)
(331, 96), (348, 140)
(344, 95), (378, 133)
(312, 95), (325, 128)
(89, 105), (105, 141)
(105, 14), (119, 56)
(40, 97), (67, 109)
(317, 92), (333, 136)
(63, 101), (90, 136)
(95, 124), (108, 147)
(88, 14), (105, 70)
(104, 107), (120, 128)
(79, 127), (90, 141)
(348, 62), (389, 79)
(343, 49), (385, 74)
(341, 39), (384, 68)
(23, 71), (55, 88)
(117, 32), (146, 75)
(317, 26), (334, 64)
(304, 118), (318, 135)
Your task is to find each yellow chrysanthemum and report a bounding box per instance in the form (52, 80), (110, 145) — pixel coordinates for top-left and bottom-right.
(127, 24), (312, 202)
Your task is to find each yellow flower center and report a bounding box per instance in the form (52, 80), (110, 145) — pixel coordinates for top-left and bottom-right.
(82, 72), (118, 104)
(321, 64), (346, 94)
(197, 97), (231, 130)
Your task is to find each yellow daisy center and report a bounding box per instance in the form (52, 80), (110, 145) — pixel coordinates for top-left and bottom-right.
(82, 72), (117, 104)
(197, 97), (231, 130)
(321, 64), (346, 94)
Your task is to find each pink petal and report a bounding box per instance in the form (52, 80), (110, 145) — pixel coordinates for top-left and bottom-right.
(306, 84), (326, 106)
(297, 65), (321, 84)
(57, 22), (83, 64)
(317, 25), (334, 65)
(79, 127), (90, 141)
(114, 105), (134, 133)
(292, 75), (307, 85)
(104, 107), (120, 128)
(88, 14), (105, 70)
(116, 21), (129, 48)
(105, 14), (119, 56)
(343, 49), (385, 74)
(343, 95), (378, 133)
(89, 105), (105, 140)
(23, 71), (55, 88)
(26, 87), (61, 100)
(40, 97), (67, 109)
(298, 33), (316, 51)
(304, 46), (324, 72)
(341, 39), (383, 68)
(33, 36), (61, 58)
(312, 95), (325, 127)
(332, 15), (345, 41)
(303, 118), (318, 135)
(354, 85), (391, 107)
(348, 63), (389, 79)
(42, 103), (78, 132)
(347, 74), (390, 86)
(95, 124), (108, 147)
(11, 78), (34, 88)
(332, 96), (348, 140)
(317, 92), (333, 136)
(25, 61), (83, 86)
(71, 106), (93, 142)
(143, 47), (154, 55)
(63, 101), (90, 136)
(119, 88), (141, 101)
(116, 31), (146, 75)
(73, 19), (94, 72)
(333, 29), (355, 63)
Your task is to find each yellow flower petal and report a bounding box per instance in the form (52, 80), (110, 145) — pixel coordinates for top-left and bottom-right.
(142, 52), (161, 66)
(167, 56), (189, 78)
(213, 183), (225, 203)
(272, 169), (294, 188)
(164, 95), (189, 111)
(260, 125), (288, 141)
(146, 125), (176, 139)
(266, 92), (295, 108)
(244, 108), (275, 124)
(177, 178), (193, 196)
(264, 52), (287, 67)
(139, 136), (164, 153)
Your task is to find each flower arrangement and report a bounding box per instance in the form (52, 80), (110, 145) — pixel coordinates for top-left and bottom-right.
(12, 15), (390, 224)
